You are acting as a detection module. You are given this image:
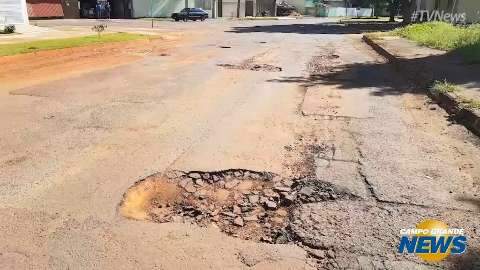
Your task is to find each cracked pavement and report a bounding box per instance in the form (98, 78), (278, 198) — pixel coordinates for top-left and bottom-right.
(0, 18), (479, 269)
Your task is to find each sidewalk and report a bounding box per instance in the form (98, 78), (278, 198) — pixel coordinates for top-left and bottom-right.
(363, 34), (480, 135)
(0, 25), (92, 45)
(0, 21), (168, 45)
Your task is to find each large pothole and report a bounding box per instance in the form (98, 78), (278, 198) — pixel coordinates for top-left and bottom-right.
(120, 169), (356, 244)
(218, 54), (282, 72)
(219, 63), (282, 72)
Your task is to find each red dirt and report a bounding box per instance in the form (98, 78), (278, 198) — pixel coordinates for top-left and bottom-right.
(0, 33), (184, 91)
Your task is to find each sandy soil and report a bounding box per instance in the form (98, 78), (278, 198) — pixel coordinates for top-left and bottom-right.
(0, 32), (184, 91)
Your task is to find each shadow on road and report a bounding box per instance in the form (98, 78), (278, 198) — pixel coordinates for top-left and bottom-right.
(267, 51), (480, 98)
(456, 196), (480, 212)
(228, 22), (479, 99)
(227, 22), (401, 35)
(267, 60), (412, 96)
(448, 247), (480, 270)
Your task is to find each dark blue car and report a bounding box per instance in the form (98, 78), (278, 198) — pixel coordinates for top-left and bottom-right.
(172, 8), (208, 21)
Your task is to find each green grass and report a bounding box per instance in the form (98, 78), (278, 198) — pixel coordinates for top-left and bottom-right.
(431, 80), (480, 110)
(462, 98), (480, 110)
(366, 31), (396, 41)
(0, 32), (149, 56)
(431, 80), (463, 94)
(393, 22), (480, 63)
(458, 41), (480, 64)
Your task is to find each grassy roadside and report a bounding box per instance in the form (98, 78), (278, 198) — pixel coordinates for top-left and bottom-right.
(393, 22), (480, 63)
(0, 32), (149, 57)
(431, 80), (480, 109)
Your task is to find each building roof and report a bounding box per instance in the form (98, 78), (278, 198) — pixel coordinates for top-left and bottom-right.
(27, 0), (64, 18)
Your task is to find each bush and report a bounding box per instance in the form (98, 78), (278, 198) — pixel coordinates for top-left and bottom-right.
(91, 24), (107, 37)
(431, 80), (462, 94)
(3, 24), (16, 34)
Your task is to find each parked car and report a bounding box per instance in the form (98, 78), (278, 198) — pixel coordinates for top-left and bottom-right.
(172, 8), (208, 21)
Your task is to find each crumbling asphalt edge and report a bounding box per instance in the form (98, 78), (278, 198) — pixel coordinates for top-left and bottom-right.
(362, 35), (480, 137)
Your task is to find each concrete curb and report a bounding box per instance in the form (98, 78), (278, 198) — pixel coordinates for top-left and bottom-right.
(363, 35), (480, 137)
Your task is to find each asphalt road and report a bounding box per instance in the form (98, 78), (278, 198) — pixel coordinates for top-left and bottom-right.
(0, 18), (479, 269)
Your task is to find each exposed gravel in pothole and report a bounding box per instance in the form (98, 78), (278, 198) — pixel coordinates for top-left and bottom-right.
(218, 54), (282, 72)
(119, 169), (357, 244)
(307, 53), (340, 75)
(219, 63), (282, 72)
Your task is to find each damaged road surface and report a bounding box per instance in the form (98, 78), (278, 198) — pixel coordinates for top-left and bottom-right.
(0, 19), (479, 269)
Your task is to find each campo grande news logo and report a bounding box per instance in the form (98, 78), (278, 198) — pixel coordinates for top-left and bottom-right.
(398, 219), (467, 262)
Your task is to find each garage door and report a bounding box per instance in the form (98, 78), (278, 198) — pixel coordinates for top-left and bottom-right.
(0, 0), (28, 24)
(27, 0), (64, 18)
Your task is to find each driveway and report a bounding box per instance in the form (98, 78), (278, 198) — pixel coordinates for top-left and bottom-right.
(0, 18), (479, 269)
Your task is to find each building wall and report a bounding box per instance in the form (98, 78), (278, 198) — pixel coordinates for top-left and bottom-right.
(324, 0), (348, 8)
(221, 0), (245, 17)
(61, 0), (79, 18)
(284, 0), (303, 12)
(285, 0), (366, 16)
(27, 0), (64, 18)
(0, 0), (29, 24)
(133, 0), (199, 17)
(256, 0), (273, 16)
(319, 7), (373, 17)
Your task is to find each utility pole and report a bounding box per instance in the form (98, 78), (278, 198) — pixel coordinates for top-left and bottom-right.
(150, 0), (154, 28)
(212, 0), (216, 18)
(237, 0), (240, 18)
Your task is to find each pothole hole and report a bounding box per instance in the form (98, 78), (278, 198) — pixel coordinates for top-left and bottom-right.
(218, 63), (282, 72)
(119, 169), (357, 243)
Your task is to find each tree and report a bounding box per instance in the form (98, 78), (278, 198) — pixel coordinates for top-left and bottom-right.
(361, 0), (416, 24)
(359, 0), (390, 17)
(388, 0), (400, 22)
(399, 0), (416, 24)
(237, 0), (241, 17)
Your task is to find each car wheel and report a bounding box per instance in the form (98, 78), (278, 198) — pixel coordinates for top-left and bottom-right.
(201, 17), (205, 21)
(174, 18), (179, 21)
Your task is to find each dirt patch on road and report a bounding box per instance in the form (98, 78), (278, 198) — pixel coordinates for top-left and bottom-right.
(0, 33), (184, 91)
(218, 52), (282, 72)
(219, 63), (282, 72)
(307, 52), (340, 75)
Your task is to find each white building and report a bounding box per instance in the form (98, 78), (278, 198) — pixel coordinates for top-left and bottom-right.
(132, 0), (248, 18)
(133, 0), (212, 18)
(0, 0), (29, 25)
